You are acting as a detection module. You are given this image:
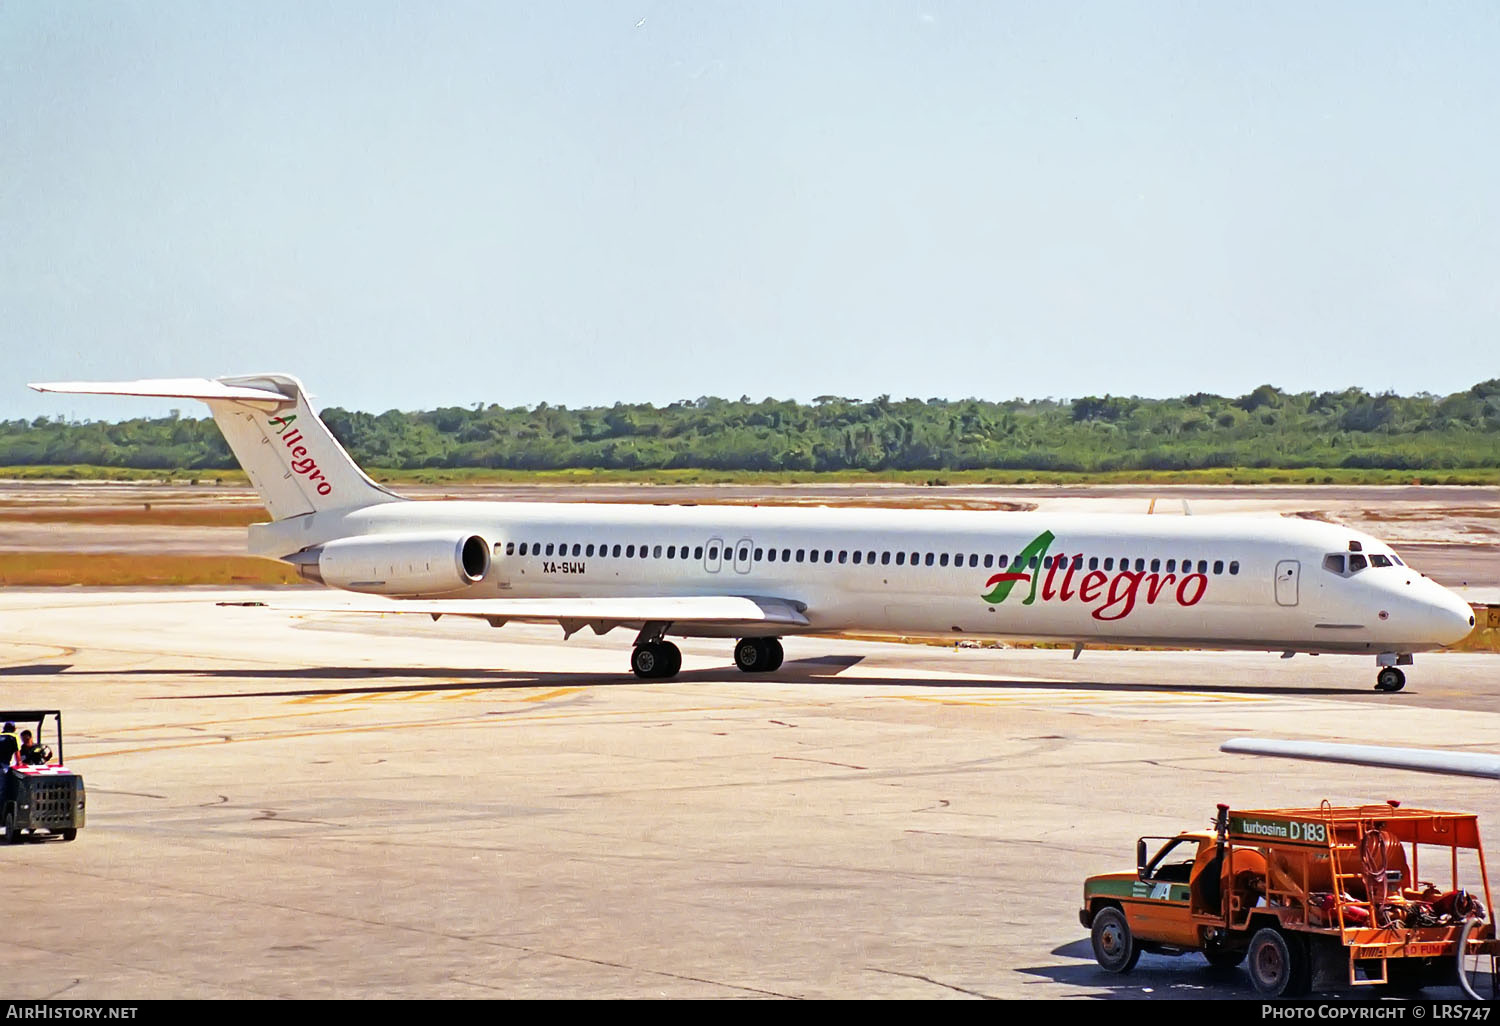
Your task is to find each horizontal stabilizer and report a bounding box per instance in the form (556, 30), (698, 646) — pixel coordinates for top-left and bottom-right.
(1221, 738), (1500, 780)
(29, 378), (291, 406)
(246, 594), (810, 629)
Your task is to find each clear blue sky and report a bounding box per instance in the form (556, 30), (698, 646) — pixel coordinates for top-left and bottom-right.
(4, 2), (1498, 421)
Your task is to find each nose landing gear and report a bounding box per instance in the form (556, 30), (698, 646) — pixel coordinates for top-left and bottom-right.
(1374, 652), (1413, 692)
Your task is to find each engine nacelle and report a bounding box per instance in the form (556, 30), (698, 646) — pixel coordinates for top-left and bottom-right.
(296, 532), (490, 596)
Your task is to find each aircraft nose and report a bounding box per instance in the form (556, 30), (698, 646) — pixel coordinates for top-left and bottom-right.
(1428, 588), (1476, 646)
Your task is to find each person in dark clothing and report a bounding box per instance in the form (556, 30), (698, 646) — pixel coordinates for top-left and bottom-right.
(0, 722), (18, 767)
(17, 731), (49, 766)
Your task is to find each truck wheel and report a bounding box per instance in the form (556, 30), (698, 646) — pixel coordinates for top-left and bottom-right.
(1091, 907), (1141, 973)
(61, 828), (77, 842)
(1248, 928), (1310, 997)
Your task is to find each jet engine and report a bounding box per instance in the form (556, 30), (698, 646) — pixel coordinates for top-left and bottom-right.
(294, 532), (490, 596)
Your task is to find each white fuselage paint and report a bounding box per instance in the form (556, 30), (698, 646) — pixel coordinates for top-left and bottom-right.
(252, 500), (1475, 653)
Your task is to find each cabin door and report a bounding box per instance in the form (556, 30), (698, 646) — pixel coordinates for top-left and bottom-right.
(1275, 560), (1300, 606)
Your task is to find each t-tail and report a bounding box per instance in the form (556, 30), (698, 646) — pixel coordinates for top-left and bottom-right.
(28, 374), (402, 521)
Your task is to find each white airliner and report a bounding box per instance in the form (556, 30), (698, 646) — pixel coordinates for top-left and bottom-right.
(29, 374), (1476, 690)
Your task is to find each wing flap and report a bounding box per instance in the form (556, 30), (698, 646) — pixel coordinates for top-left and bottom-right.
(249, 594), (810, 629)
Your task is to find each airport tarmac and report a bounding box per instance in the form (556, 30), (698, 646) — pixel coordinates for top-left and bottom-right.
(2, 588), (1499, 999)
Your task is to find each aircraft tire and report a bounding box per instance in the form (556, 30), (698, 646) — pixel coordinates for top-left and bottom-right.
(659, 642), (681, 678)
(633, 642), (681, 679)
(632, 644), (662, 679)
(1375, 667), (1406, 692)
(762, 638), (784, 672)
(734, 638), (765, 673)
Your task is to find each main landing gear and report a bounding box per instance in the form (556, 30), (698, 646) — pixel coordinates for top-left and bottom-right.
(631, 641), (681, 679)
(733, 637), (784, 674)
(628, 636), (786, 679)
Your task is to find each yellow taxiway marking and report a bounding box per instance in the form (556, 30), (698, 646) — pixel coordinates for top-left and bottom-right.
(520, 687), (584, 703)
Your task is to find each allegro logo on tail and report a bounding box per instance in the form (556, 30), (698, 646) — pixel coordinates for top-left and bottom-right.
(980, 530), (1207, 621)
(268, 414), (333, 496)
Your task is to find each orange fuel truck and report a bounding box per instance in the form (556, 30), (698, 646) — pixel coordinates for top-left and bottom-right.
(1079, 801), (1500, 997)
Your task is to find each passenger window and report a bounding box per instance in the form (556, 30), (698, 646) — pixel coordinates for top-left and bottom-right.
(1197, 560), (1208, 574)
(868, 551), (876, 564)
(546, 543), (556, 556)
(1150, 558), (1160, 573)
(1349, 554), (1368, 572)
(766, 549), (776, 563)
(1103, 558), (1113, 571)
(852, 551), (863, 565)
(983, 554), (993, 568)
(996, 554), (1008, 568)
(796, 549), (805, 562)
(939, 553), (950, 567)
(667, 545), (676, 558)
(895, 552), (905, 566)
(609, 544), (618, 557)
(571, 544), (580, 557)
(709, 546), (719, 560)
(824, 550), (833, 563)
(968, 554), (978, 568)
(1089, 557), (1098, 571)
(1165, 559), (1175, 573)
(516, 543), (526, 556)
(838, 551), (848, 564)
(627, 545), (636, 557)
(925, 553), (935, 566)
(781, 549), (790, 562)
(585, 544), (595, 557)
(810, 550), (820, 563)
(881, 552), (891, 565)
(754, 548), (763, 561)
(694, 546), (703, 559)
(654, 545), (664, 558)
(1229, 560), (1240, 574)
(1213, 560), (1224, 575)
(1029, 556), (1039, 569)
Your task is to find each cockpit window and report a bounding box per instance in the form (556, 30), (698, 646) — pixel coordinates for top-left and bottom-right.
(1370, 554), (1392, 568)
(1323, 554), (1346, 575)
(1348, 554), (1368, 572)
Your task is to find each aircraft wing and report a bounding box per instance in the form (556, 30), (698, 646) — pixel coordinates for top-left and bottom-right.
(1221, 738), (1500, 780)
(235, 594), (810, 637)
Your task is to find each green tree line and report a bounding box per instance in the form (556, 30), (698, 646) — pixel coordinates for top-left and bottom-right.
(5, 381), (1499, 474)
